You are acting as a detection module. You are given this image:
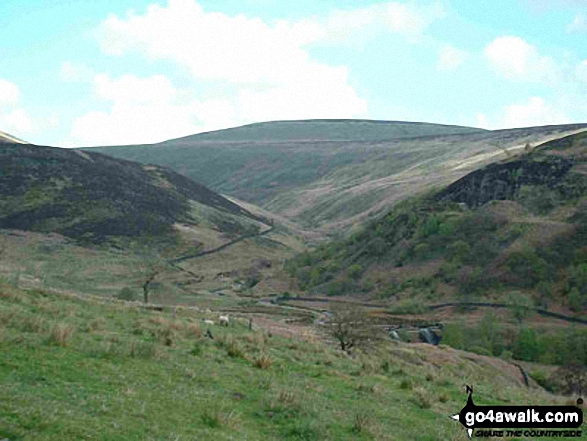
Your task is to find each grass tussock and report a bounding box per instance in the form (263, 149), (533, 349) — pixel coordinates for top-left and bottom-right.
(254, 352), (274, 369)
(201, 405), (238, 429)
(351, 411), (373, 435)
(411, 387), (432, 409)
(47, 322), (75, 347)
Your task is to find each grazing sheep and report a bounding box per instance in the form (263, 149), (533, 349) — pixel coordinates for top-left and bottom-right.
(218, 315), (230, 327)
(203, 319), (215, 326)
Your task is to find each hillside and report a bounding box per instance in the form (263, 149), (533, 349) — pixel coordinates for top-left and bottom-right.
(0, 130), (27, 144)
(2, 281), (582, 440)
(285, 132), (587, 312)
(85, 120), (587, 231)
(0, 143), (306, 301)
(0, 143), (264, 246)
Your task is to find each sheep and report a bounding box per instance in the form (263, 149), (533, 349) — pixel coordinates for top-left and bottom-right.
(218, 315), (230, 327)
(203, 319), (215, 326)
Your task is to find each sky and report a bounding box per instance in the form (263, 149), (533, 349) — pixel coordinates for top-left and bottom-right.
(1, 0), (587, 146)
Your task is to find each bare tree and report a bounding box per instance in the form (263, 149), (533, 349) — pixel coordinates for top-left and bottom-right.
(326, 302), (382, 353)
(136, 255), (168, 304)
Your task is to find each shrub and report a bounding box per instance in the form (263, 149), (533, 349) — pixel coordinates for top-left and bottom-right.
(117, 287), (137, 301)
(505, 292), (534, 324)
(513, 327), (540, 362)
(347, 264), (364, 281)
(517, 185), (558, 215)
(447, 240), (470, 263)
(504, 248), (550, 288)
(442, 323), (465, 350)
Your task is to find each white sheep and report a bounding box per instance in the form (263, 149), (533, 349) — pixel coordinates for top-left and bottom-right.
(218, 315), (230, 327)
(203, 319), (215, 326)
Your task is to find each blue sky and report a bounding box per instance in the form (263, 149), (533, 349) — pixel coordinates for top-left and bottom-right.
(1, 0), (587, 146)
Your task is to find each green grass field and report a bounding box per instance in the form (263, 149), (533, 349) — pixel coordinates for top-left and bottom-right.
(1, 282), (584, 440)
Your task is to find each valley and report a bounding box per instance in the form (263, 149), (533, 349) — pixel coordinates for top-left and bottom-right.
(1, 121), (586, 440)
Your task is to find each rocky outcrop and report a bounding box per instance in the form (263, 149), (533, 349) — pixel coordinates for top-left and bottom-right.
(436, 157), (575, 208)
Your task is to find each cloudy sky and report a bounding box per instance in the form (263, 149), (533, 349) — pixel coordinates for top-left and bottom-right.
(2, 0), (587, 146)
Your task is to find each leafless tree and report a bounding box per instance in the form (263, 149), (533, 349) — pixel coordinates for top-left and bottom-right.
(136, 255), (168, 304)
(326, 302), (383, 353)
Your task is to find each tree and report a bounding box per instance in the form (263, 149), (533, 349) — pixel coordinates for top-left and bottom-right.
(136, 255), (168, 304)
(505, 292), (534, 324)
(326, 303), (382, 353)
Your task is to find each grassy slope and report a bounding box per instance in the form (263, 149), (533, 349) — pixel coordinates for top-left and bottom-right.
(85, 121), (587, 230)
(1, 283), (582, 441)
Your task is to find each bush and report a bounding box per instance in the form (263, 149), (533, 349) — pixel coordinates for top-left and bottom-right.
(347, 264), (364, 281)
(505, 292), (534, 323)
(442, 323), (465, 349)
(513, 327), (540, 362)
(505, 248), (550, 288)
(447, 240), (470, 263)
(117, 287), (137, 301)
(517, 185), (558, 215)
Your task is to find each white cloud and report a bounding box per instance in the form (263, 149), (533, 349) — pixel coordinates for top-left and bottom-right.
(94, 73), (177, 104)
(484, 36), (560, 83)
(70, 68), (368, 145)
(0, 108), (33, 133)
(0, 78), (20, 106)
(316, 2), (445, 45)
(70, 72), (240, 145)
(479, 96), (570, 129)
(70, 0), (427, 145)
(437, 45), (467, 71)
(65, 0), (451, 145)
(475, 113), (491, 129)
(567, 13), (587, 33)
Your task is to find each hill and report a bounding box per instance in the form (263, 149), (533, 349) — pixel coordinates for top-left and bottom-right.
(283, 130), (587, 356)
(1, 281), (581, 440)
(0, 143), (264, 246)
(85, 120), (587, 231)
(0, 143), (308, 301)
(166, 119), (486, 143)
(0, 130), (27, 144)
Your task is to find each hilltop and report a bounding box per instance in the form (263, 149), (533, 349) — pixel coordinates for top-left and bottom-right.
(166, 119), (486, 143)
(85, 120), (587, 231)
